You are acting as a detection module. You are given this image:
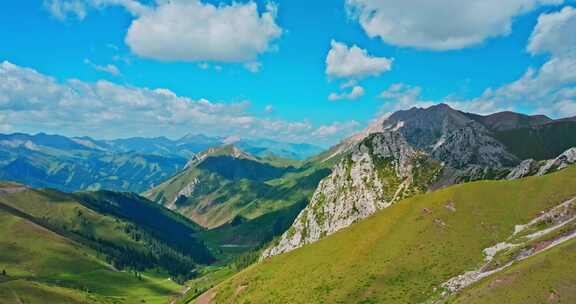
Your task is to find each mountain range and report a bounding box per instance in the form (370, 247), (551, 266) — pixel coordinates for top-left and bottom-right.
(0, 133), (323, 193)
(263, 104), (576, 258)
(2, 104), (576, 304)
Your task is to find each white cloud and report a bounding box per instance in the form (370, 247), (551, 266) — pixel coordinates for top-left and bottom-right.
(244, 62), (262, 73)
(44, 0), (87, 20)
(326, 40), (393, 79)
(346, 0), (564, 50)
(264, 105), (274, 113)
(378, 83), (435, 112)
(84, 59), (121, 76)
(311, 121), (361, 138)
(377, 54), (576, 117)
(528, 6), (576, 56)
(328, 85), (365, 101)
(45, 0), (282, 63)
(340, 79), (358, 89)
(0, 114), (12, 133)
(198, 63), (210, 70)
(375, 6), (576, 118)
(43, 0), (148, 20)
(125, 1), (281, 63)
(0, 61), (353, 145)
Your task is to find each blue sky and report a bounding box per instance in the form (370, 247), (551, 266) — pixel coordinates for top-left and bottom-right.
(0, 0), (575, 145)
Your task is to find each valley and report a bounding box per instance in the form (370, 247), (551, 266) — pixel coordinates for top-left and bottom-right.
(1, 105), (576, 304)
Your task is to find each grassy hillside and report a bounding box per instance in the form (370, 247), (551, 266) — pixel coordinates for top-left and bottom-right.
(0, 199), (183, 304)
(449, 237), (576, 303)
(144, 148), (331, 229)
(495, 121), (576, 160)
(0, 182), (218, 303)
(0, 150), (186, 193)
(198, 165), (576, 303)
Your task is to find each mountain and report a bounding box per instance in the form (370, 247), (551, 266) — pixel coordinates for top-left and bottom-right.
(144, 145), (330, 230)
(493, 120), (576, 160)
(262, 132), (442, 258)
(0, 182), (214, 303)
(197, 165), (576, 304)
(464, 111), (552, 131)
(383, 104), (519, 169)
(0, 132), (323, 193)
(234, 138), (324, 160)
(0, 133), (189, 193)
(263, 104), (576, 258)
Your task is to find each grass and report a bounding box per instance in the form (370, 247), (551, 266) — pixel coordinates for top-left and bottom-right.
(176, 266), (238, 304)
(450, 237), (576, 303)
(0, 208), (183, 304)
(143, 149), (331, 230)
(204, 165), (576, 303)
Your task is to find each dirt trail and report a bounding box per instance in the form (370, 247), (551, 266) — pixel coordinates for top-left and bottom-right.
(0, 186), (28, 195)
(196, 290), (216, 304)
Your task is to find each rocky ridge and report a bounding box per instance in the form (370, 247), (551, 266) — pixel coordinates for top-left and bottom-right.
(262, 104), (574, 259)
(262, 131), (442, 258)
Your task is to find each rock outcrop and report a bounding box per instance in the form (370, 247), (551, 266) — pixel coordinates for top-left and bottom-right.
(261, 131), (442, 258)
(505, 147), (576, 180)
(261, 104), (565, 260)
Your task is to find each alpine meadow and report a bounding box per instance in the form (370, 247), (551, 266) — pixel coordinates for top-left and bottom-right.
(1, 1), (576, 303)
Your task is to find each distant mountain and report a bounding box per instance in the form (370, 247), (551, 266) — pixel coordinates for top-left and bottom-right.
(0, 139), (186, 193)
(144, 145), (330, 230)
(493, 120), (576, 160)
(0, 132), (324, 193)
(95, 133), (324, 160)
(464, 111), (552, 131)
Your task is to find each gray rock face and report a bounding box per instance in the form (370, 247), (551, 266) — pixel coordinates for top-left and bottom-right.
(385, 104), (519, 169)
(261, 104), (573, 260)
(505, 147), (576, 180)
(261, 131), (441, 259)
(537, 147), (576, 176)
(506, 159), (536, 180)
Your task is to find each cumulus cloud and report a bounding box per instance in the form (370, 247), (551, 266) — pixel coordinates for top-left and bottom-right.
(244, 62), (262, 73)
(378, 84), (435, 112)
(346, 0), (564, 50)
(84, 59), (121, 76)
(0, 61), (353, 145)
(376, 6), (576, 118)
(378, 54), (576, 117)
(45, 0), (282, 63)
(326, 40), (393, 79)
(44, 0), (147, 19)
(328, 85), (365, 101)
(311, 121), (361, 138)
(528, 6), (576, 56)
(126, 1), (281, 62)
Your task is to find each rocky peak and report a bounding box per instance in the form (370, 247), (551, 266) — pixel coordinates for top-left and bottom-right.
(382, 104), (519, 168)
(261, 131), (442, 259)
(185, 144), (255, 169)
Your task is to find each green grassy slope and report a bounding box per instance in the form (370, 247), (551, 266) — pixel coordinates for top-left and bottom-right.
(0, 206), (183, 304)
(202, 166), (576, 303)
(144, 150), (331, 229)
(0, 146), (187, 193)
(450, 237), (576, 303)
(494, 121), (576, 160)
(0, 187), (213, 269)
